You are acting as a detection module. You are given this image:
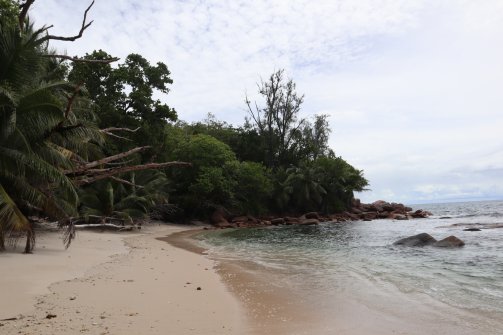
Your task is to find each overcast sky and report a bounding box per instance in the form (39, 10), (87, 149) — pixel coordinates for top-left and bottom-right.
(32, 0), (503, 204)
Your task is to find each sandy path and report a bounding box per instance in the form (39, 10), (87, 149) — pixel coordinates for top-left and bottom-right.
(0, 224), (244, 334)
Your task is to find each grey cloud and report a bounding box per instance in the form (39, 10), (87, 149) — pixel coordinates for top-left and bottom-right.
(30, 0), (503, 203)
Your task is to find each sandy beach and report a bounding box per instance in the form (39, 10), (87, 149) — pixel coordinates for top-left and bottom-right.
(0, 224), (244, 334)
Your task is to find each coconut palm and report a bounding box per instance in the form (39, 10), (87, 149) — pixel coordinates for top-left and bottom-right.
(314, 157), (369, 213)
(285, 162), (327, 213)
(78, 172), (169, 225)
(0, 17), (100, 252)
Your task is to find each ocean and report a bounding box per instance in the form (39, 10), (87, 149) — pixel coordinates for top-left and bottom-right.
(196, 200), (503, 334)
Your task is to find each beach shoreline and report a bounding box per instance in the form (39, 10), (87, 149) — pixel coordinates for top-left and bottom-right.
(3, 219), (501, 335)
(0, 223), (244, 334)
(161, 228), (328, 335)
(178, 223), (503, 335)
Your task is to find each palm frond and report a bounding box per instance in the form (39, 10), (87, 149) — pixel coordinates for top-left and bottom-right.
(0, 183), (30, 235)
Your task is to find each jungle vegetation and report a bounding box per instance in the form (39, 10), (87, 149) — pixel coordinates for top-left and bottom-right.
(0, 1), (368, 252)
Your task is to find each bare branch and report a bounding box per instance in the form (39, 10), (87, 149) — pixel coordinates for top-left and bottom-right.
(40, 1), (95, 43)
(110, 176), (145, 189)
(64, 83), (83, 119)
(101, 127), (140, 133)
(66, 146), (151, 174)
(18, 0), (35, 29)
(105, 159), (133, 166)
(72, 161), (192, 186)
(42, 54), (120, 64)
(100, 132), (132, 142)
(100, 127), (140, 141)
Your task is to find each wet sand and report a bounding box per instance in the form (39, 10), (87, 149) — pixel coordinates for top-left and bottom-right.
(161, 229), (327, 335)
(165, 227), (503, 335)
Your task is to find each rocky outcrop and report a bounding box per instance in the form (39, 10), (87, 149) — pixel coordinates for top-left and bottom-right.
(433, 236), (465, 248)
(209, 199), (431, 229)
(393, 233), (437, 246)
(354, 200), (431, 221)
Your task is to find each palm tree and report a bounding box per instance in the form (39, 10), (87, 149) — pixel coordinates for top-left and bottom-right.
(0, 17), (99, 252)
(285, 162), (326, 213)
(314, 157), (369, 213)
(78, 170), (171, 225)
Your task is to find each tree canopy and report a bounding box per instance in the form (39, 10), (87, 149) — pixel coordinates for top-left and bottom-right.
(0, 1), (369, 253)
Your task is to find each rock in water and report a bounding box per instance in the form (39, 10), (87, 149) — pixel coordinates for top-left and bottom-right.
(393, 233), (437, 246)
(434, 236), (465, 248)
(463, 228), (481, 232)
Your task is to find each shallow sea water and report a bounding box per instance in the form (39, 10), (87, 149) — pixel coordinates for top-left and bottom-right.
(198, 200), (503, 334)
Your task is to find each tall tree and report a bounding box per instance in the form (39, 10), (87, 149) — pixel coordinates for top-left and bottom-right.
(246, 69), (305, 167)
(68, 51), (178, 160)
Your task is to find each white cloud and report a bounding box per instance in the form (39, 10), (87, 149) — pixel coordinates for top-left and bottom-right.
(30, 0), (503, 203)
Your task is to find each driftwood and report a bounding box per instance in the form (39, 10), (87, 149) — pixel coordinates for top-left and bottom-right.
(74, 223), (134, 231)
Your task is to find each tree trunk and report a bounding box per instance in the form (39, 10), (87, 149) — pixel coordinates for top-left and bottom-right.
(0, 231), (5, 251)
(24, 227), (34, 254)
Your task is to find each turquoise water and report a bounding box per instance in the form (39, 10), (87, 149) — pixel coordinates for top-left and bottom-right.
(198, 200), (503, 334)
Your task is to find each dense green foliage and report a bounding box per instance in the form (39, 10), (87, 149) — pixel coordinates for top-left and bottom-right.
(0, 12), (102, 251)
(158, 70), (369, 216)
(158, 121), (368, 216)
(68, 50), (177, 160)
(0, 3), (368, 252)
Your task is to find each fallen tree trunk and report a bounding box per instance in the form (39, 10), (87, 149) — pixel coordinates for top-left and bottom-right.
(71, 161), (191, 186)
(73, 223), (136, 231)
(66, 146), (151, 175)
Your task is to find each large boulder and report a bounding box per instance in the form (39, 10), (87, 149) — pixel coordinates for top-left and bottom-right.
(370, 200), (389, 212)
(299, 218), (319, 225)
(410, 210), (431, 219)
(343, 211), (360, 221)
(231, 216), (249, 223)
(393, 233), (437, 246)
(351, 207), (363, 215)
(284, 217), (300, 225)
(434, 236), (465, 248)
(270, 218), (285, 225)
(211, 207), (229, 225)
(391, 213), (409, 220)
(362, 212), (378, 220)
(304, 212), (320, 219)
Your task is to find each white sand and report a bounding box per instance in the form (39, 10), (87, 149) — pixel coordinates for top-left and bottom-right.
(0, 224), (244, 334)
